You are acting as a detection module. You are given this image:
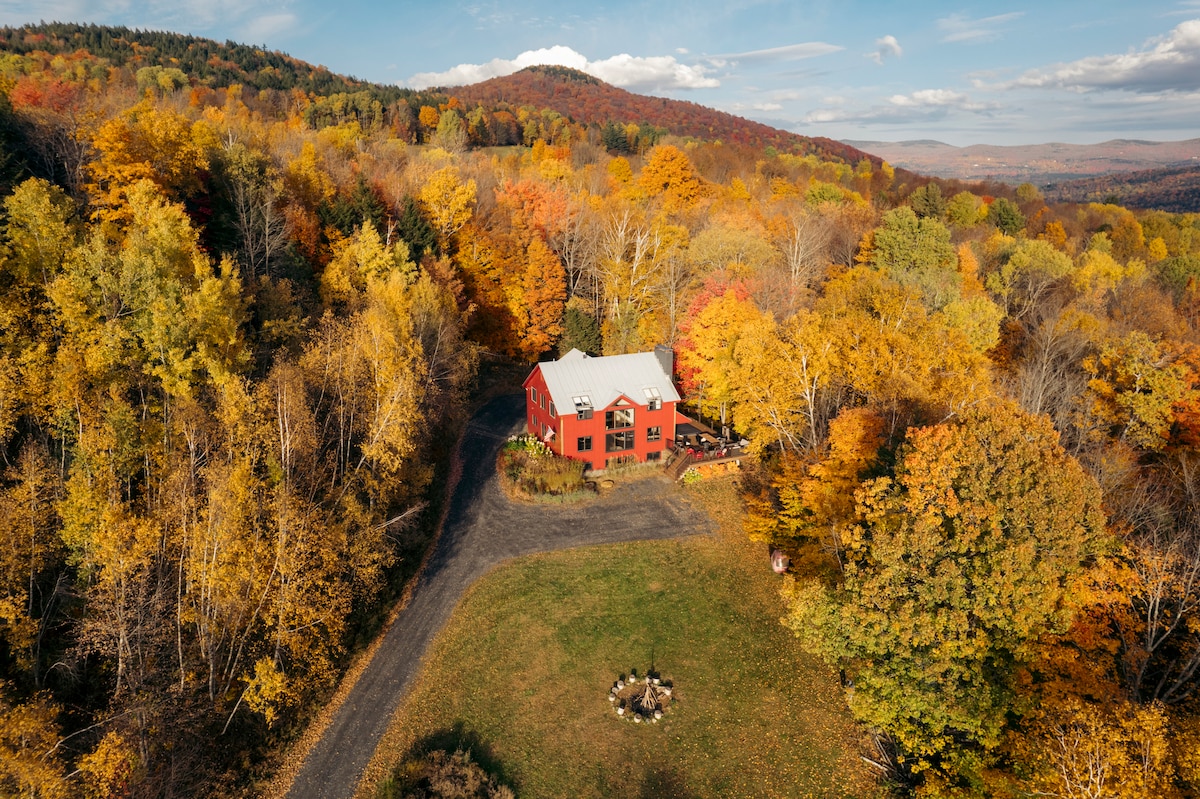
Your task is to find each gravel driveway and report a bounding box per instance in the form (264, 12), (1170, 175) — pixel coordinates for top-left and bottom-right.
(283, 394), (712, 799)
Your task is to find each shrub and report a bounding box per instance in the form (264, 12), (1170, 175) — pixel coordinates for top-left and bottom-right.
(377, 748), (513, 799)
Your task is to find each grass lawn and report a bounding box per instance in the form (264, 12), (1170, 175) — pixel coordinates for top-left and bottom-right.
(361, 478), (876, 799)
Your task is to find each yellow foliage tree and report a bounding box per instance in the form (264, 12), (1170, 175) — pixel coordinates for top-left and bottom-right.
(637, 144), (706, 212)
(418, 166), (476, 251)
(85, 100), (217, 223)
(0, 687), (70, 799)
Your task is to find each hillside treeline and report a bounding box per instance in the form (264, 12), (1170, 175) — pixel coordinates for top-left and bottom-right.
(0, 30), (1199, 799)
(1046, 162), (1200, 213)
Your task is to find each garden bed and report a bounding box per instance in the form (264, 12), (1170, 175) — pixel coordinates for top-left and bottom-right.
(497, 434), (596, 502)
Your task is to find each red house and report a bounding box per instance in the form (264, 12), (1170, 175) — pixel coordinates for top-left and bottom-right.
(523, 346), (681, 472)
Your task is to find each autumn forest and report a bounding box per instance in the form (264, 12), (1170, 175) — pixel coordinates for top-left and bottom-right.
(1, 22), (1200, 799)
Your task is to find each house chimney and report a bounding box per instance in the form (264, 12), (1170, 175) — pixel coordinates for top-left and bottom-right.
(653, 344), (674, 381)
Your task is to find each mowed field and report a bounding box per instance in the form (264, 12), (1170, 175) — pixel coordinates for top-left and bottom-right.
(360, 479), (877, 799)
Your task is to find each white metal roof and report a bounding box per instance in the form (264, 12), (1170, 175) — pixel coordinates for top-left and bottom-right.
(537, 349), (680, 411)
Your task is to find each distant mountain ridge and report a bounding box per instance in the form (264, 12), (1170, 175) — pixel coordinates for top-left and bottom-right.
(453, 66), (881, 166)
(847, 137), (1200, 184)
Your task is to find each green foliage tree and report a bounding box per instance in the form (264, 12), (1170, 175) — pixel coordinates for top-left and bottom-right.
(784, 403), (1107, 778)
(908, 183), (946, 220)
(557, 299), (602, 356)
(945, 191), (984, 228)
(984, 238), (1074, 319)
(987, 197), (1025, 235)
(434, 108), (468, 152)
(396, 195), (437, 258)
(867, 206), (960, 310)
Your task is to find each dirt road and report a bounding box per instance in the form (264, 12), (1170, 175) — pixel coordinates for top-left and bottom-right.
(282, 394), (711, 798)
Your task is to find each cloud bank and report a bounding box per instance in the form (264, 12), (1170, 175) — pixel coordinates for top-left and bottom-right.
(1012, 18), (1200, 92)
(805, 88), (996, 126)
(404, 45), (719, 91)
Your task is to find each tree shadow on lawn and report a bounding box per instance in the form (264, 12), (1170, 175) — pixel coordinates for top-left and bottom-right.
(391, 721), (513, 790)
(636, 766), (698, 799)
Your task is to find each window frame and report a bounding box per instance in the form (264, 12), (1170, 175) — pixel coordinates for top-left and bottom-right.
(605, 430), (635, 452)
(605, 408), (634, 430)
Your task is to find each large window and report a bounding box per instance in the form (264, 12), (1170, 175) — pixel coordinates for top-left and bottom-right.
(605, 431), (635, 452)
(647, 426), (662, 442)
(577, 436), (593, 452)
(644, 386), (662, 411)
(605, 408), (634, 430)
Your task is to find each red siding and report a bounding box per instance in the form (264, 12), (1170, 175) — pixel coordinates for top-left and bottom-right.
(522, 365), (677, 470)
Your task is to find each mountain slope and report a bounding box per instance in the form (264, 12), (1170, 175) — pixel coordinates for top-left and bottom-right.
(453, 65), (879, 165)
(1044, 163), (1200, 213)
(0, 22), (414, 103)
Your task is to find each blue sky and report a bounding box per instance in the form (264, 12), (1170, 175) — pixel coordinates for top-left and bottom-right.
(4, 0), (1200, 146)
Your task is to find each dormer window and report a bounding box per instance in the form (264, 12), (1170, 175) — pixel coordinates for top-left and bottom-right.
(643, 387), (662, 411)
(573, 395), (593, 420)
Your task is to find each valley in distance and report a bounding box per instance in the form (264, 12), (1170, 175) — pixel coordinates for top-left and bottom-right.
(848, 137), (1200, 212)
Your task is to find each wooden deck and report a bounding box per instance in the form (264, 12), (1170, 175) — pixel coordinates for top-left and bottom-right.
(665, 440), (746, 481)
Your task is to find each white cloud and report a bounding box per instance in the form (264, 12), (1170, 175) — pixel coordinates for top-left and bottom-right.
(868, 35), (902, 65)
(1011, 18), (1200, 92)
(594, 53), (719, 90)
(730, 101), (783, 112)
(404, 45), (719, 91)
(890, 89), (968, 107)
(805, 89), (997, 125)
(805, 108), (850, 124)
(721, 41), (844, 62)
(937, 12), (1024, 43)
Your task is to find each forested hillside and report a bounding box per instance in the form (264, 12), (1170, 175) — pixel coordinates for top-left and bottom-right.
(1046, 162), (1200, 213)
(452, 65), (879, 164)
(0, 23), (1199, 799)
(0, 23), (410, 101)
